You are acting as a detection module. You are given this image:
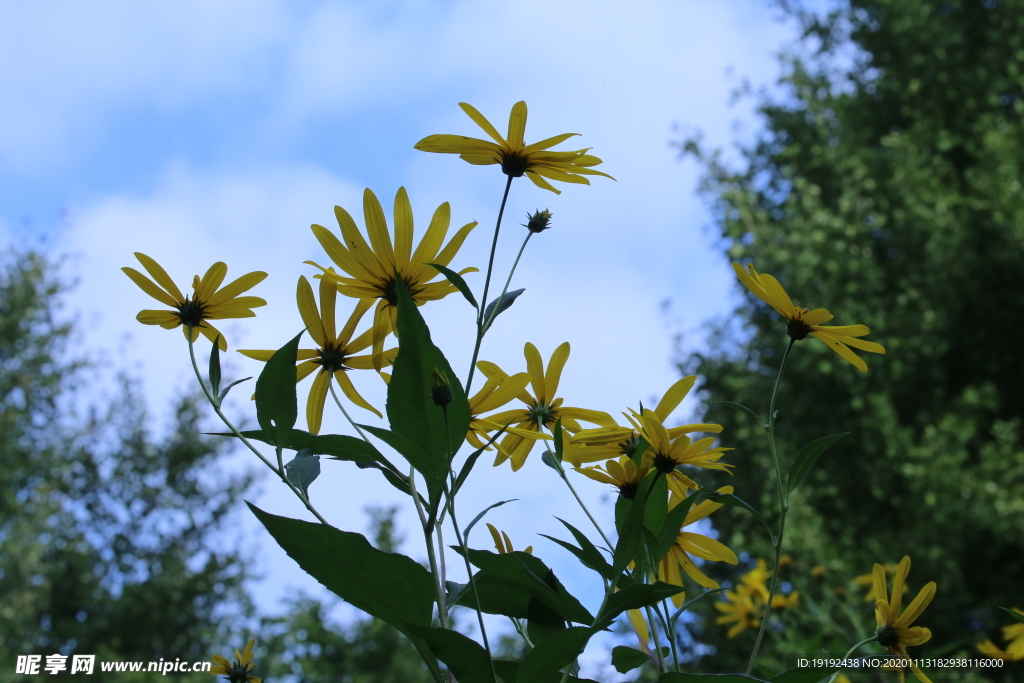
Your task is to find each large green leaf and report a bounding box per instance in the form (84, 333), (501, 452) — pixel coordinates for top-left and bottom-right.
(786, 433), (849, 496)
(387, 278), (470, 483)
(447, 574), (532, 619)
(611, 646), (650, 674)
(457, 548), (593, 624)
(360, 424), (445, 506)
(254, 331), (303, 447)
(406, 625), (494, 683)
(517, 626), (597, 683)
(249, 503), (434, 630)
(595, 581), (686, 627)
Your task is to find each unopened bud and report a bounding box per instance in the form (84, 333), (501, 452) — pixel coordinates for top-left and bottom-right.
(430, 368), (453, 407)
(523, 209), (553, 233)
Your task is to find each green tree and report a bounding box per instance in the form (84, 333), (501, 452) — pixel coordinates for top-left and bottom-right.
(1, 249), (256, 680)
(680, 0), (1023, 678)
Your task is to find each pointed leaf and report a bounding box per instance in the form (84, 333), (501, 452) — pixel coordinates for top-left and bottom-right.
(215, 428), (383, 462)
(428, 263), (478, 308)
(1000, 606), (1024, 625)
(596, 581), (686, 627)
(406, 625), (494, 683)
(786, 432), (850, 495)
(517, 627), (597, 683)
(284, 448), (321, 498)
(482, 288), (525, 331)
(709, 400), (766, 427)
(611, 646), (650, 674)
(217, 376), (252, 404)
(361, 424), (444, 506)
(549, 517), (612, 579)
(464, 499), (518, 544)
(209, 335), (222, 397)
(255, 331), (303, 447)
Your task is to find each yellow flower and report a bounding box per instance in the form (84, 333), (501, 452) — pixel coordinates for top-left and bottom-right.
(873, 555), (937, 683)
(307, 187), (477, 369)
(478, 342), (616, 471)
(123, 253), (267, 351)
(575, 456), (650, 500)
(239, 274), (393, 434)
(634, 410), (733, 499)
(567, 376), (723, 467)
(811, 565), (826, 578)
(465, 369), (552, 452)
(853, 562), (901, 602)
(977, 639), (1016, 661)
(715, 586), (760, 638)
(771, 590), (800, 609)
(627, 608), (652, 652)
(485, 523), (532, 554)
(733, 262), (885, 372)
(414, 101), (613, 194)
(740, 559), (772, 602)
(209, 638), (261, 683)
(656, 486), (739, 606)
(1003, 608), (1024, 651)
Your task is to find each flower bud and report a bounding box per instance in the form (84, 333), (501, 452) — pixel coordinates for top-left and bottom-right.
(430, 368), (453, 407)
(523, 209), (553, 233)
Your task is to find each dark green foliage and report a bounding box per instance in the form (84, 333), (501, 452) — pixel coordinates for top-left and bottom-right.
(0, 249), (254, 679)
(681, 0), (1024, 678)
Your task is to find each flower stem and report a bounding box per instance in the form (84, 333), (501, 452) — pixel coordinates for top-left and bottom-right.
(465, 175), (514, 395)
(745, 337), (796, 676)
(187, 335), (329, 525)
(555, 460), (614, 550)
(409, 465), (448, 630)
(826, 635), (880, 683)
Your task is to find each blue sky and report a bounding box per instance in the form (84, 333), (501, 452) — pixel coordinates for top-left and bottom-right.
(1, 0), (813, 674)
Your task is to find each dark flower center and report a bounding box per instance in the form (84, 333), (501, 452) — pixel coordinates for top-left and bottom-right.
(175, 297), (209, 327)
(786, 309), (813, 340)
(876, 624), (900, 649)
(379, 275), (424, 307)
(501, 151), (529, 177)
(316, 341), (350, 374)
(617, 480), (639, 500)
(222, 662), (254, 683)
(619, 434), (642, 459)
(651, 452), (679, 475)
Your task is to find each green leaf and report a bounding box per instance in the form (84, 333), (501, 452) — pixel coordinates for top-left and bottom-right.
(1000, 606), (1024, 625)
(786, 432), (849, 495)
(209, 335), (222, 398)
(611, 646), (650, 674)
(709, 400), (765, 427)
(482, 288), (525, 331)
(527, 596), (567, 646)
(517, 626), (596, 683)
(537, 534), (613, 583)
(427, 263), (478, 308)
(448, 573), (532, 619)
(457, 548), (593, 624)
(463, 499), (519, 545)
(493, 660), (520, 683)
(284, 449), (320, 498)
(768, 667), (838, 682)
(217, 428), (383, 462)
(452, 425), (509, 497)
(657, 674), (769, 682)
(654, 487), (707, 560)
(406, 625), (494, 683)
(217, 376), (252, 404)
(702, 492), (776, 545)
(643, 472), (669, 537)
(247, 503), (443, 681)
(254, 331), (303, 447)
(596, 581), (686, 626)
(388, 278), (470, 482)
(554, 518), (613, 578)
(361, 424), (445, 506)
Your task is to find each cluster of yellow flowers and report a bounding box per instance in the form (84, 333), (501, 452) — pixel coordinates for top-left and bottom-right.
(120, 99), (962, 683)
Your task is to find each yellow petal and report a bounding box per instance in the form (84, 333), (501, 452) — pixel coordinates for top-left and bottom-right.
(134, 253), (185, 301)
(207, 271), (268, 306)
(655, 376), (696, 419)
(195, 262), (228, 301)
(393, 187), (414, 271)
(545, 342), (570, 398)
(123, 267), (180, 307)
(459, 102), (506, 146)
(296, 276), (326, 348)
(507, 101), (527, 150)
(305, 370), (330, 435)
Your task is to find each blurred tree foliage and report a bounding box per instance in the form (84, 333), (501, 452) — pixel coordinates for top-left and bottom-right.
(679, 0), (1023, 678)
(1, 249), (255, 681)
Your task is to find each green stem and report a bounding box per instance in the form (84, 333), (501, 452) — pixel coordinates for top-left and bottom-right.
(465, 175), (514, 395)
(658, 600), (681, 672)
(327, 380), (404, 477)
(409, 465), (448, 630)
(745, 338), (796, 676)
(556, 460), (614, 550)
(826, 635), (880, 682)
(480, 231), (532, 335)
(643, 604), (669, 674)
(187, 335), (329, 525)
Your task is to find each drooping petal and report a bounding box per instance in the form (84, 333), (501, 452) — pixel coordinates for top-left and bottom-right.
(335, 370), (382, 418)
(296, 276), (326, 348)
(305, 370), (330, 435)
